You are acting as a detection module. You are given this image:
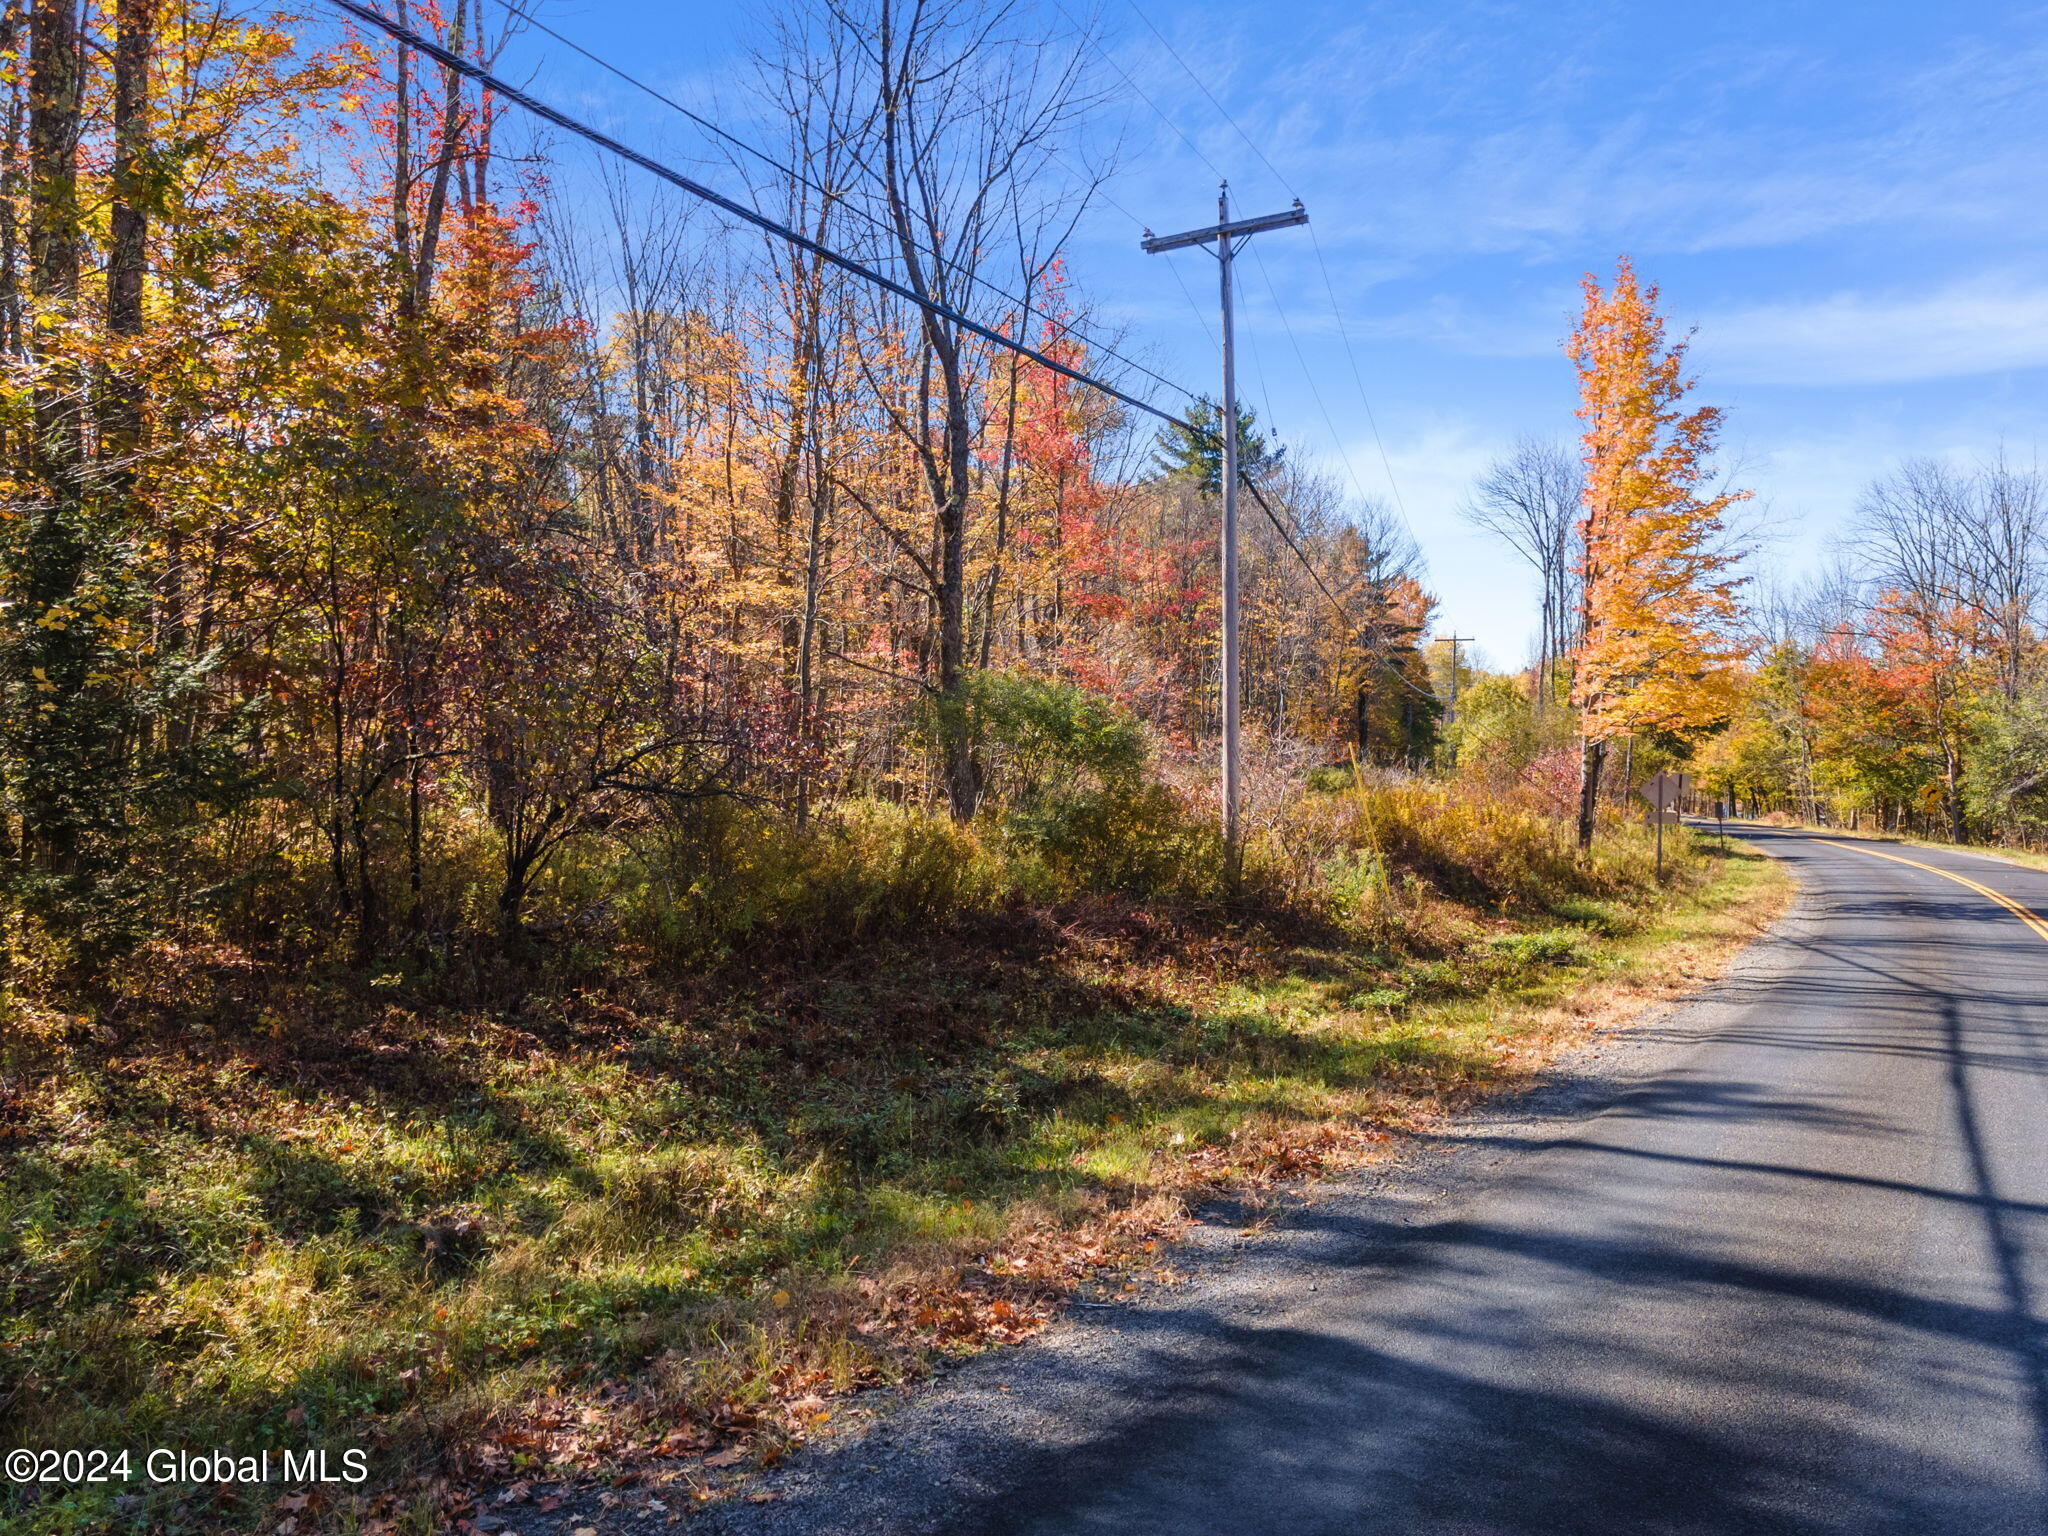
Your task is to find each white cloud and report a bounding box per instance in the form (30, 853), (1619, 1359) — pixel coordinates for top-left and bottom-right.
(1102, 9), (2048, 269)
(1696, 279), (2048, 387)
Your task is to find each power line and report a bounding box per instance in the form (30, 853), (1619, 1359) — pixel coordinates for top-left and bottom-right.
(1247, 241), (1376, 508)
(1103, 2), (1416, 530)
(1161, 244), (1219, 350)
(1119, 0), (1292, 197)
(1043, 4), (1408, 562)
(1046, 0), (1228, 184)
(1306, 225), (1411, 527)
(480, 0), (1198, 411)
(328, 0), (1186, 434)
(1237, 472), (1438, 701)
(333, 0), (1406, 681)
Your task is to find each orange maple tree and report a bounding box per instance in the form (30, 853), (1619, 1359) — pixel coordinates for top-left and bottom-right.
(1566, 257), (1750, 849)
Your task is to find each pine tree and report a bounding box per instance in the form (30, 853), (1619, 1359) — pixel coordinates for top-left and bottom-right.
(1151, 399), (1283, 493)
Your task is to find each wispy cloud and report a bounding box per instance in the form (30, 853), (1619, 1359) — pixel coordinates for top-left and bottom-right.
(1100, 5), (2048, 270)
(1697, 279), (2048, 386)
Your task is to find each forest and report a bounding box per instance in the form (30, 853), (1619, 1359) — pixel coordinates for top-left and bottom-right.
(1, 0), (2042, 1531)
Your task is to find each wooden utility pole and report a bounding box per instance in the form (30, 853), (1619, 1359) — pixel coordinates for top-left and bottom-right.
(1441, 634), (1473, 762)
(1142, 186), (1306, 876)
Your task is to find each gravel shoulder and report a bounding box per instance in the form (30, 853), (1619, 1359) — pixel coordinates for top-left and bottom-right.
(517, 865), (1807, 1536)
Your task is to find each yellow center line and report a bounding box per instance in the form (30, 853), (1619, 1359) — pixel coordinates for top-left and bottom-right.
(1815, 839), (2048, 948)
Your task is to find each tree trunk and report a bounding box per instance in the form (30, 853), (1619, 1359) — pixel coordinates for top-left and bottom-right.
(935, 365), (978, 820)
(391, 0), (411, 261)
(108, 0), (155, 646)
(410, 0), (466, 308)
(498, 856), (532, 944)
(1577, 736), (1606, 852)
(0, 0), (27, 360)
(108, 0), (150, 348)
(19, 0), (85, 873)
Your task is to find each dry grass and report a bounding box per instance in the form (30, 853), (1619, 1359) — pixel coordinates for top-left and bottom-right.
(1, 785), (1789, 1535)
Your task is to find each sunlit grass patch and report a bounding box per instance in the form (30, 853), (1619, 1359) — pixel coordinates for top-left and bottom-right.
(1, 794), (1788, 1535)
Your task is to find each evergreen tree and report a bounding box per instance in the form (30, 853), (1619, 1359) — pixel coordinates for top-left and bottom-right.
(1151, 399), (1283, 492)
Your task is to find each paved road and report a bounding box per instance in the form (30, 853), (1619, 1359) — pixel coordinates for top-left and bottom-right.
(703, 828), (2048, 1536)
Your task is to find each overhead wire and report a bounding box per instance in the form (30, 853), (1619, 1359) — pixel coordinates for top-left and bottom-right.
(1247, 241), (1375, 508)
(1113, 0), (1415, 531)
(332, 0), (1437, 700)
(1046, 0), (1229, 184)
(327, 0), (1189, 433)
(1306, 224), (1412, 526)
(1119, 0), (1291, 196)
(1044, 0), (1431, 682)
(479, 0), (1201, 411)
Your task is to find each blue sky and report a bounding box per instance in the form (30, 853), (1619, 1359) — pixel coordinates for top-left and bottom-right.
(477, 0), (2048, 666)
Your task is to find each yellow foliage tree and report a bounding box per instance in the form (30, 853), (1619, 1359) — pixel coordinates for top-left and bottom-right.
(1567, 257), (1750, 849)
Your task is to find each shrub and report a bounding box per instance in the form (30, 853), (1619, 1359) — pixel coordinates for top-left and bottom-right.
(1304, 765), (1354, 795)
(944, 670), (1150, 810)
(961, 672), (1220, 898)
(1261, 770), (1699, 936)
(1002, 780), (1220, 898)
(1549, 897), (1634, 937)
(1485, 929), (1585, 967)
(614, 799), (1005, 962)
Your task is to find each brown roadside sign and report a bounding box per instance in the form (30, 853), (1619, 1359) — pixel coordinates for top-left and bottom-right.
(1640, 770), (1691, 816)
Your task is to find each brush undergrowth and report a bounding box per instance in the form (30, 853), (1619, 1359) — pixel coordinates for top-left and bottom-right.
(0, 773), (1781, 1535)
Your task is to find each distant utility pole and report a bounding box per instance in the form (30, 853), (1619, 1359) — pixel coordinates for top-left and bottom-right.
(1442, 636), (1474, 729)
(1143, 185), (1307, 876)
(1439, 635), (1473, 768)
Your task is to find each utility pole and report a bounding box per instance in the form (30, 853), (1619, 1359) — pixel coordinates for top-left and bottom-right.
(1441, 636), (1474, 727)
(1143, 186), (1307, 878)
(1440, 635), (1473, 767)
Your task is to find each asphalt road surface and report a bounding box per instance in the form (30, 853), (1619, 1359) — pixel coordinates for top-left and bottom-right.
(698, 827), (2048, 1536)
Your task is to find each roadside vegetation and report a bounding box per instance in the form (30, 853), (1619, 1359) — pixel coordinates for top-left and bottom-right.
(1685, 458), (2048, 851)
(2, 752), (1783, 1535)
(0, 0), (1891, 1531)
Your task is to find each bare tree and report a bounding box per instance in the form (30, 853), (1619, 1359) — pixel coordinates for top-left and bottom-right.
(1852, 454), (2048, 838)
(1461, 436), (1581, 705)
(821, 0), (1100, 820)
(1956, 454), (2047, 704)
(1854, 458), (1978, 840)
(749, 8), (871, 810)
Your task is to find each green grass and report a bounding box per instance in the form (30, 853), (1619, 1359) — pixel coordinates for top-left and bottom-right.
(0, 801), (1787, 1536)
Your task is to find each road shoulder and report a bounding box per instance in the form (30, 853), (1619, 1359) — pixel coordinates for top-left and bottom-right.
(523, 846), (1799, 1536)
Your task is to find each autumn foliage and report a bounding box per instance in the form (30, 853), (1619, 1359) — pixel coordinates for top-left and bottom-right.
(1565, 258), (1749, 846)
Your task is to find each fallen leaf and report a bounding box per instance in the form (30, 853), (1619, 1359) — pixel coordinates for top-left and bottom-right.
(703, 1448), (745, 1469)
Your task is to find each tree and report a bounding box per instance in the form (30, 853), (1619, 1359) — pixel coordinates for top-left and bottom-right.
(1462, 436), (1580, 705)
(828, 0), (1098, 822)
(1566, 258), (1749, 851)
(1849, 457), (2048, 840)
(1, 0), (146, 943)
(1151, 398), (1282, 493)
